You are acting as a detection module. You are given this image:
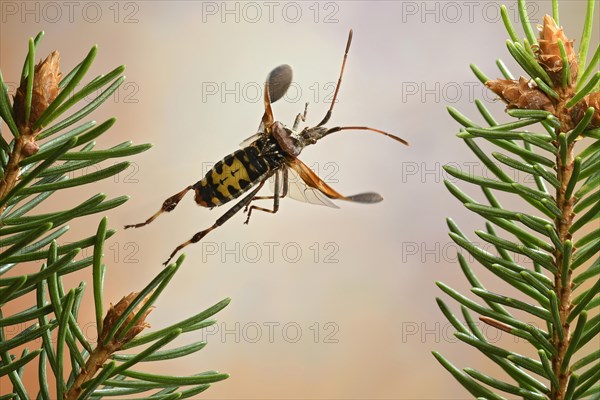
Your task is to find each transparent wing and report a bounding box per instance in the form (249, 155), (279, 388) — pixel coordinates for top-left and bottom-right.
(239, 132), (263, 148)
(270, 166), (339, 208)
(288, 158), (384, 204)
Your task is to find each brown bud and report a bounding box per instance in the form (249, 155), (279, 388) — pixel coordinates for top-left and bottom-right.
(584, 92), (600, 127)
(13, 51), (62, 128)
(22, 139), (39, 156)
(99, 292), (152, 348)
(537, 15), (578, 87)
(486, 76), (555, 113)
(568, 101), (589, 129)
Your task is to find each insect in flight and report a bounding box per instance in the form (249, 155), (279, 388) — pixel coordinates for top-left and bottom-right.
(125, 29), (409, 265)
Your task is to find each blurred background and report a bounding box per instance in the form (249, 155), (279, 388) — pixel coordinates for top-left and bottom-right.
(1, 1), (598, 398)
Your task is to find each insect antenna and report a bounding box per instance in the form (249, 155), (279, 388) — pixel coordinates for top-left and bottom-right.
(316, 29), (353, 127)
(324, 126), (409, 145)
(267, 64), (293, 103)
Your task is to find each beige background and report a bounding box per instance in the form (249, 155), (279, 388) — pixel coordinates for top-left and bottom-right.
(1, 1), (598, 399)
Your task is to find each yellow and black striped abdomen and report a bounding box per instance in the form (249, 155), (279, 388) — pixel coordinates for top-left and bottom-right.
(193, 145), (282, 208)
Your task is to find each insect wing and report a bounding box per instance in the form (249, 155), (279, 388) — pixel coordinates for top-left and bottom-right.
(239, 132), (263, 148)
(288, 158), (347, 200)
(288, 158), (384, 204)
(270, 166), (339, 208)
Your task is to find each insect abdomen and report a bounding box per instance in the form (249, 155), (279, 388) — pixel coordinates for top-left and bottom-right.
(193, 146), (276, 207)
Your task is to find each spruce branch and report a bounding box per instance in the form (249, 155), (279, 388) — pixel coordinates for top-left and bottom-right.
(1, 33), (229, 399)
(436, 2), (599, 399)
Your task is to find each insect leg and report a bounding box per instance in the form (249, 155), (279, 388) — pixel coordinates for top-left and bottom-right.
(281, 167), (289, 196)
(163, 180), (267, 265)
(244, 169), (279, 210)
(124, 185), (193, 229)
(293, 103), (309, 131)
(244, 168), (289, 224)
(243, 168), (289, 211)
